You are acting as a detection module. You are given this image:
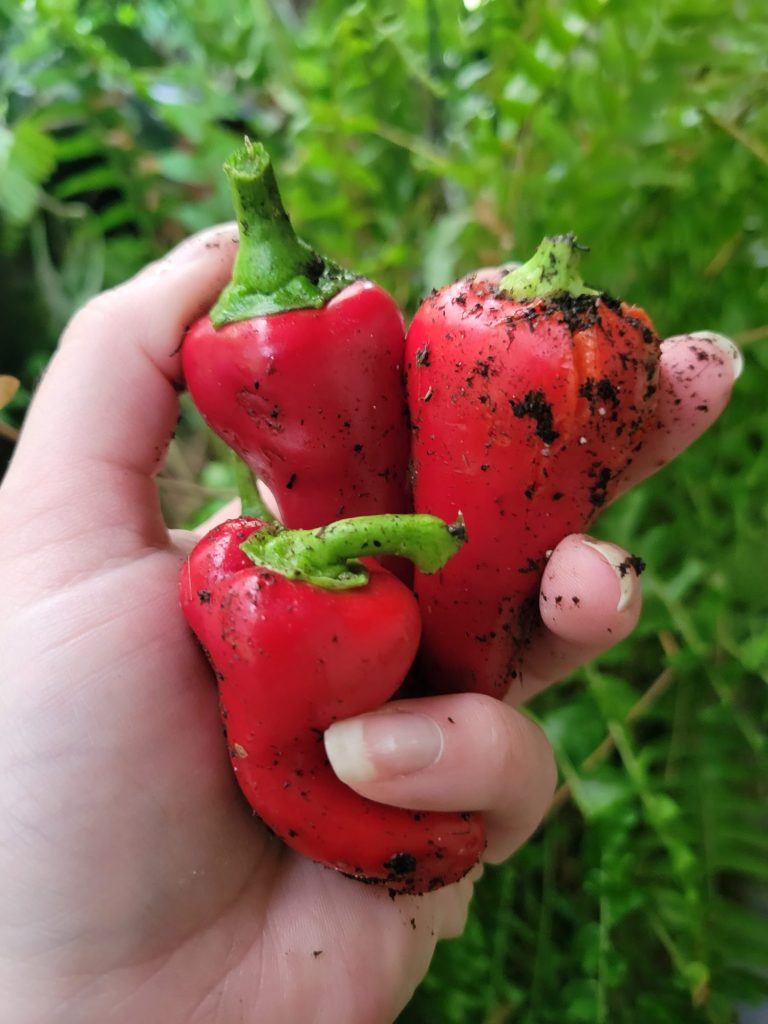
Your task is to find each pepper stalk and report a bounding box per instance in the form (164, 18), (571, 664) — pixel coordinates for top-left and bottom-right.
(210, 138), (357, 327)
(240, 513), (467, 590)
(499, 233), (599, 301)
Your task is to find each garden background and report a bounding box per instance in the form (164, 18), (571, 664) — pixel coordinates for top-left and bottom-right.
(1, 1), (766, 1021)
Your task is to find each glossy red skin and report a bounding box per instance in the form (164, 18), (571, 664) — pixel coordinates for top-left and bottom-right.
(406, 269), (661, 699)
(179, 518), (486, 894)
(182, 279), (411, 529)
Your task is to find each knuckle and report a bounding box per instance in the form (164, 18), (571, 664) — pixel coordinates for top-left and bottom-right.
(485, 701), (556, 802)
(63, 288), (129, 344)
(461, 694), (542, 786)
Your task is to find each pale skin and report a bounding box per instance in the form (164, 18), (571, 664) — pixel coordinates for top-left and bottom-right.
(0, 226), (740, 1023)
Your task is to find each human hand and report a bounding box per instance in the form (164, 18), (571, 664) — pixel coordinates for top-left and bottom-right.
(0, 227), (739, 1023)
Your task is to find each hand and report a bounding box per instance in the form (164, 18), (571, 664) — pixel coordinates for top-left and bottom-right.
(0, 227), (739, 1023)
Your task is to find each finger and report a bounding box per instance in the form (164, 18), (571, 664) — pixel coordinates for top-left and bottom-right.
(510, 533), (644, 704)
(188, 478), (280, 539)
(324, 692), (557, 863)
(193, 497), (241, 538)
(617, 331), (742, 494)
(2, 224), (238, 548)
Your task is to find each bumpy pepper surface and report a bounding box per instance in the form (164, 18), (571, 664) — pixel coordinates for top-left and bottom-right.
(182, 141), (410, 529)
(406, 235), (661, 699)
(179, 512), (486, 894)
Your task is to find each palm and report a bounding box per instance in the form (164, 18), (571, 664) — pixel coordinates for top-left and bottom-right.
(0, 540), (449, 1020)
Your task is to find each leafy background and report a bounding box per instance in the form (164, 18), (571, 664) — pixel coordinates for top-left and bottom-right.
(1, 0), (766, 1021)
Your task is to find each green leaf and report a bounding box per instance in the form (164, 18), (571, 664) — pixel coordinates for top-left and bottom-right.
(0, 120), (56, 224)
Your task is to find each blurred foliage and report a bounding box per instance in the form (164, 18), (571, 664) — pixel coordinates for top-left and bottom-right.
(1, 0), (766, 1021)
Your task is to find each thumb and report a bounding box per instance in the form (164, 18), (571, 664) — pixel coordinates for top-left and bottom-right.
(1, 225), (237, 558)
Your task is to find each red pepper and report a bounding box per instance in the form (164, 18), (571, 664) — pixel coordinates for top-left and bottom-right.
(183, 141), (410, 529)
(406, 235), (661, 699)
(179, 512), (485, 894)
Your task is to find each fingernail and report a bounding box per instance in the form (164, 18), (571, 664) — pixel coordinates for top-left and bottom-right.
(325, 712), (444, 784)
(134, 240), (204, 281)
(669, 331), (744, 380)
(582, 539), (643, 613)
(697, 331), (744, 380)
(164, 238), (207, 265)
(163, 224), (239, 266)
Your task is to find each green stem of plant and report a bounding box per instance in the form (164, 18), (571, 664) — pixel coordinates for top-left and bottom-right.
(240, 512), (467, 590)
(231, 453), (276, 522)
(498, 233), (599, 301)
(210, 139), (356, 326)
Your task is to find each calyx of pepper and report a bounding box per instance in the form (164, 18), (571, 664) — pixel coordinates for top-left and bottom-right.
(498, 233), (600, 301)
(210, 138), (357, 327)
(240, 513), (467, 591)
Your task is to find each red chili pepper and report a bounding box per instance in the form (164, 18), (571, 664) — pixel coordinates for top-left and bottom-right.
(406, 235), (661, 699)
(179, 512), (485, 894)
(182, 141), (410, 529)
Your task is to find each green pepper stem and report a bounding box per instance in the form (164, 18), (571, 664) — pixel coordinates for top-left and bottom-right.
(210, 139), (356, 327)
(240, 513), (467, 590)
(231, 452), (276, 523)
(498, 233), (599, 301)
